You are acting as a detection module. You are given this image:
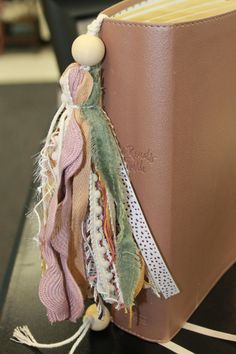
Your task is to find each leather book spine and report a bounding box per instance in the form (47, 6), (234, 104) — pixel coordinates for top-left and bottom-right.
(101, 19), (174, 341)
(100, 5), (236, 342)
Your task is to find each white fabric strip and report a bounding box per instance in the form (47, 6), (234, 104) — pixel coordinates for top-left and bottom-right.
(119, 162), (180, 299)
(88, 172), (116, 302)
(183, 322), (236, 342)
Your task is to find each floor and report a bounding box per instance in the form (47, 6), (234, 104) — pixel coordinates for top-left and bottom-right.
(0, 46), (59, 84)
(0, 45), (59, 306)
(0, 17), (91, 85)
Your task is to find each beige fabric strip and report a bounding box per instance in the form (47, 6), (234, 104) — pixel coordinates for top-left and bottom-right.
(68, 72), (93, 298)
(68, 112), (91, 298)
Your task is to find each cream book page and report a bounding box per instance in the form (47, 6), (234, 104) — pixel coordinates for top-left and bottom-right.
(114, 0), (236, 23)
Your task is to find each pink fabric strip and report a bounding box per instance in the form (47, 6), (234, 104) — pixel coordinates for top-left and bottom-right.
(39, 115), (84, 322)
(69, 65), (84, 101)
(39, 64), (86, 323)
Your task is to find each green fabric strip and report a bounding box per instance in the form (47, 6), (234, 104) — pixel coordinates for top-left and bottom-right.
(81, 66), (141, 307)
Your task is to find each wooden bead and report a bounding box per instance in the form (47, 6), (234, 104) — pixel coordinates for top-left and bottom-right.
(84, 304), (111, 331)
(71, 34), (105, 66)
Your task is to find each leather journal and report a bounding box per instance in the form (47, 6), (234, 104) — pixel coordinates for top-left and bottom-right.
(100, 0), (236, 343)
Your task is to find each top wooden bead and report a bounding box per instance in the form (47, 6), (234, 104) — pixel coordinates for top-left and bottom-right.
(71, 34), (106, 66)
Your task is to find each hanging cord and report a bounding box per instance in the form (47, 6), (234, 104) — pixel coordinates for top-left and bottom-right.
(11, 318), (90, 352)
(68, 325), (90, 354)
(11, 305), (111, 353)
(87, 14), (108, 36)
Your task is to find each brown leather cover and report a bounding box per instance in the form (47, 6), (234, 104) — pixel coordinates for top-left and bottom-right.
(99, 0), (236, 343)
